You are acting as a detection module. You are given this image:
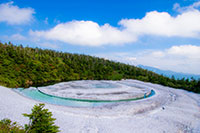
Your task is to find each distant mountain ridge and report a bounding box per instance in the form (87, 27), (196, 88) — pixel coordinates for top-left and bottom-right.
(138, 65), (200, 80)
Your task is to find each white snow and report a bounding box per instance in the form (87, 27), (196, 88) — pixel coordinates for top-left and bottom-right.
(0, 79), (200, 133)
(38, 80), (151, 100)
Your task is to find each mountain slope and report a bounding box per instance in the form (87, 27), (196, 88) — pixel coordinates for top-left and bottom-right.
(0, 42), (199, 93)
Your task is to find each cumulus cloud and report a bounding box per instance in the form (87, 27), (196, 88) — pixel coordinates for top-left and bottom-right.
(30, 20), (135, 46)
(134, 45), (200, 74)
(119, 10), (200, 38)
(167, 45), (200, 58)
(30, 8), (200, 46)
(0, 1), (35, 25)
(95, 45), (200, 74)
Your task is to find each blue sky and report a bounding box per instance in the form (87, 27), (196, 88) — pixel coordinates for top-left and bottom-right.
(0, 0), (200, 74)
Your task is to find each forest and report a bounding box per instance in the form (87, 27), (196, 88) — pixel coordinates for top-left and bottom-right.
(0, 42), (199, 93)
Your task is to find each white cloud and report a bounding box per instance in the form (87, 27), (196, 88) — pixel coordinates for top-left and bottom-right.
(119, 10), (200, 38)
(95, 45), (200, 74)
(0, 1), (35, 25)
(39, 42), (60, 49)
(151, 51), (165, 57)
(10, 33), (26, 40)
(192, 1), (200, 8)
(30, 8), (200, 46)
(126, 57), (137, 61)
(167, 45), (200, 58)
(30, 20), (136, 46)
(135, 45), (200, 74)
(173, 1), (200, 12)
(173, 3), (181, 12)
(2, 33), (26, 41)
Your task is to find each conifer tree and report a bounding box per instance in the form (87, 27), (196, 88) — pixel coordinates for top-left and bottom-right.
(23, 103), (60, 133)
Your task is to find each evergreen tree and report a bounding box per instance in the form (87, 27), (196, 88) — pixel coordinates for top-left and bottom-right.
(23, 103), (60, 133)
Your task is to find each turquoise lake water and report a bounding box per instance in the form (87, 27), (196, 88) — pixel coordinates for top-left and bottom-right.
(14, 87), (155, 107)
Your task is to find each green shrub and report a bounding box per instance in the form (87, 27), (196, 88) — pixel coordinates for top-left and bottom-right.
(0, 119), (25, 133)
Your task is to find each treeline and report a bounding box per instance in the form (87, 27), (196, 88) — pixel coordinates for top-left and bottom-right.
(0, 42), (199, 93)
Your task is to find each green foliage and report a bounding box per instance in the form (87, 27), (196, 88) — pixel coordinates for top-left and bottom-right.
(0, 119), (25, 133)
(0, 42), (199, 93)
(23, 103), (60, 133)
(0, 104), (59, 133)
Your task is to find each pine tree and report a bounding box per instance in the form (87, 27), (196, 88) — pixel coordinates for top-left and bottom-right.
(23, 103), (60, 133)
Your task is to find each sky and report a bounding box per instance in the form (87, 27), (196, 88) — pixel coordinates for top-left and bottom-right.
(0, 0), (200, 75)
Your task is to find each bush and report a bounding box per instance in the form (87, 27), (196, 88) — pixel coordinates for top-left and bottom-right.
(0, 119), (25, 133)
